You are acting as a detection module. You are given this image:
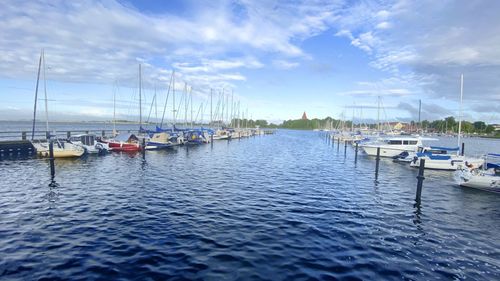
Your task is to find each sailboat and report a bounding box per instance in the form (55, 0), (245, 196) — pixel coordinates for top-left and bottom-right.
(409, 75), (483, 170)
(456, 153), (500, 192)
(104, 64), (142, 152)
(30, 50), (85, 158)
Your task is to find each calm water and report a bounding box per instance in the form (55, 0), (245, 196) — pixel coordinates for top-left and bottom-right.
(0, 128), (499, 280)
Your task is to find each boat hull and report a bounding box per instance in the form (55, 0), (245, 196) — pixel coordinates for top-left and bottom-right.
(457, 169), (500, 193)
(361, 145), (416, 158)
(107, 142), (141, 152)
(410, 157), (483, 170)
(145, 142), (173, 150)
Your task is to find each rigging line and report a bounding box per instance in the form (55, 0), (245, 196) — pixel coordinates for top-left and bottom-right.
(160, 72), (173, 128)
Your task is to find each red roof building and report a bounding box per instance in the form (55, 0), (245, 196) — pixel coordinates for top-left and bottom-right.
(301, 111), (308, 120)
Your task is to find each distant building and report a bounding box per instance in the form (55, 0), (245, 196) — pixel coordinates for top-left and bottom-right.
(301, 111), (308, 120)
(492, 124), (500, 131)
(388, 122), (408, 131)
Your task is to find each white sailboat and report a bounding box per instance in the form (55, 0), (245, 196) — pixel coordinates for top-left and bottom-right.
(456, 154), (500, 193)
(410, 74), (483, 170)
(30, 50), (84, 158)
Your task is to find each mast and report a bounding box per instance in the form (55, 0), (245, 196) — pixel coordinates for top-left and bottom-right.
(457, 74), (464, 154)
(351, 103), (354, 132)
(230, 90), (234, 127)
(184, 82), (188, 127)
(113, 84), (116, 135)
(418, 99), (421, 133)
(210, 88), (213, 126)
(139, 64), (142, 130)
(377, 96), (380, 132)
(172, 71), (176, 129)
(31, 50), (43, 140)
(190, 86), (193, 128)
(160, 72), (173, 128)
(42, 49), (49, 133)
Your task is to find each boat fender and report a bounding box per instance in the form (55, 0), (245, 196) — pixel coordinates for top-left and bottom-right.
(471, 169), (479, 176)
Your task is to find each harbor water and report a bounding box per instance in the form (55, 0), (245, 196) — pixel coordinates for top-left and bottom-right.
(0, 127), (499, 280)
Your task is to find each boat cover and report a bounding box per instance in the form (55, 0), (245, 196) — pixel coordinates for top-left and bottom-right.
(429, 146), (459, 151)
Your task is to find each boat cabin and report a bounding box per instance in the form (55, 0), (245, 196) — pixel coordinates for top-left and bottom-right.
(69, 134), (96, 146)
(383, 138), (419, 145)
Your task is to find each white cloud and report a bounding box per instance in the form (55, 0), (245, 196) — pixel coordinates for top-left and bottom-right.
(375, 21), (391, 29)
(0, 0), (342, 90)
(332, 0), (500, 103)
(273, 60), (300, 70)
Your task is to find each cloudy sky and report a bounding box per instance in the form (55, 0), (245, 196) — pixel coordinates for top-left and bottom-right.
(0, 0), (499, 124)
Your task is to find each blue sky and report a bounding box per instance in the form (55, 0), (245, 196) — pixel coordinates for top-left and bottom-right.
(0, 0), (499, 124)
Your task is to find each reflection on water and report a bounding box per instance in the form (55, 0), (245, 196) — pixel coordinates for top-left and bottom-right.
(0, 130), (499, 280)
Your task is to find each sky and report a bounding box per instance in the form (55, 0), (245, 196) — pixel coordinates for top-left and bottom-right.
(0, 0), (499, 124)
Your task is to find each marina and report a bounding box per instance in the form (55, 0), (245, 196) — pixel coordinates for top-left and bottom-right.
(1, 0), (500, 279)
(0, 127), (498, 280)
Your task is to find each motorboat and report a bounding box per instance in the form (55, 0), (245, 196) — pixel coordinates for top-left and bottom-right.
(68, 134), (108, 154)
(360, 137), (421, 157)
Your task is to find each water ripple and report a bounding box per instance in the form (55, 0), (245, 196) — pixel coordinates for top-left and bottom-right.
(0, 131), (499, 280)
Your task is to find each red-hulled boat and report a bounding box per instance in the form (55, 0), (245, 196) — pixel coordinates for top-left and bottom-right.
(102, 133), (141, 152)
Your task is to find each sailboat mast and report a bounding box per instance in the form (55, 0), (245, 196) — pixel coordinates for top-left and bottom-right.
(183, 83), (187, 127)
(210, 88), (213, 126)
(377, 96), (380, 132)
(113, 85), (116, 134)
(139, 63), (142, 130)
(190, 87), (193, 128)
(418, 99), (421, 133)
(230, 90), (234, 127)
(172, 71), (176, 128)
(42, 49), (49, 133)
(31, 50), (43, 140)
(457, 74), (464, 154)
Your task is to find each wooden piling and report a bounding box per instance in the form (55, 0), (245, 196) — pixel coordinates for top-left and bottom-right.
(102, 130), (106, 137)
(49, 140), (55, 179)
(461, 142), (465, 156)
(415, 159), (425, 206)
(337, 138), (340, 152)
(355, 142), (358, 163)
(142, 138), (146, 159)
(344, 140), (347, 155)
(21, 132), (27, 140)
(375, 147), (380, 180)
(67, 131), (71, 139)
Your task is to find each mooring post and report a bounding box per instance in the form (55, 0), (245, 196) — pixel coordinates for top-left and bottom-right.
(102, 130), (106, 138)
(415, 159), (426, 206)
(461, 142), (465, 156)
(375, 147), (380, 180)
(67, 131), (71, 139)
(45, 131), (50, 140)
(49, 139), (55, 179)
(344, 140), (347, 156)
(142, 138), (146, 159)
(337, 138), (340, 152)
(355, 142), (359, 163)
(21, 131), (27, 140)
(211, 134), (214, 148)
